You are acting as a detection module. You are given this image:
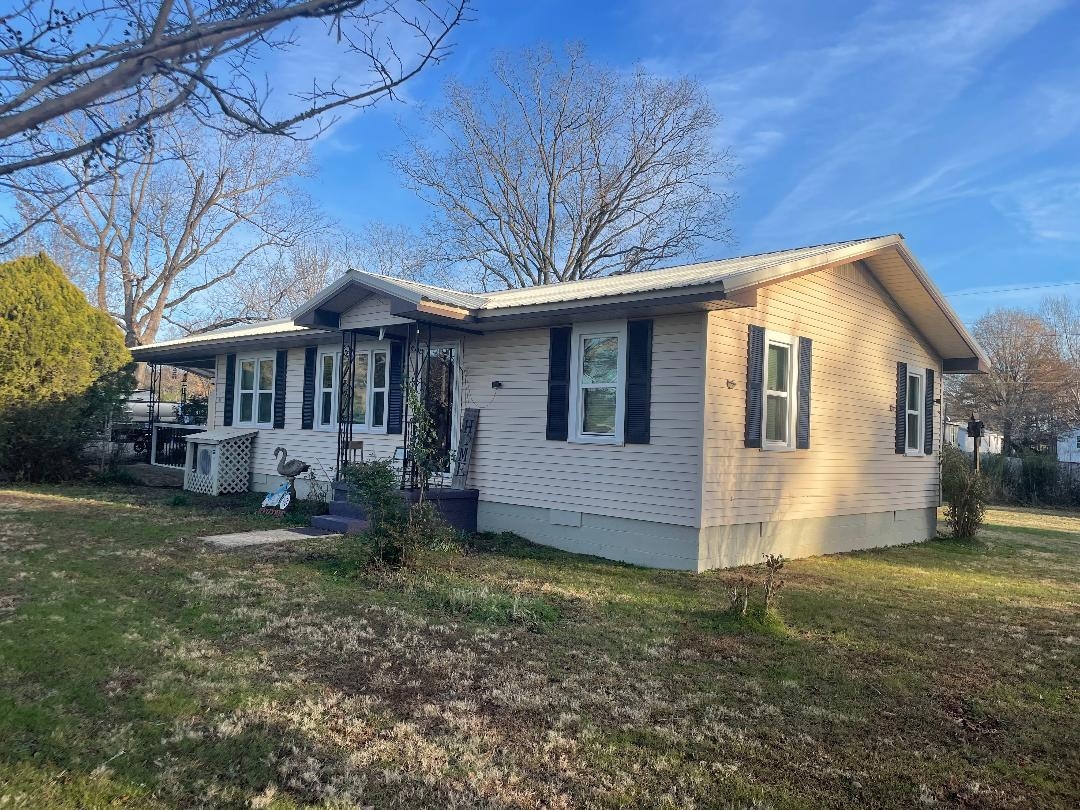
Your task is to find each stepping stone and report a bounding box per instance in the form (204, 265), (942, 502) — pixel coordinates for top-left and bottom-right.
(201, 526), (338, 549)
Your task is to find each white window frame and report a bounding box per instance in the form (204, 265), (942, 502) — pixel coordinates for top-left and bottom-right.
(368, 347), (390, 431)
(762, 330), (798, 451)
(235, 354), (275, 427)
(314, 343), (390, 434)
(316, 350), (338, 431)
(569, 320), (626, 445)
(905, 367), (926, 456)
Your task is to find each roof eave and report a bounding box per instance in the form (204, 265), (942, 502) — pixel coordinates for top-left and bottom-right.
(719, 234), (904, 293)
(892, 241), (991, 373)
(130, 326), (334, 365)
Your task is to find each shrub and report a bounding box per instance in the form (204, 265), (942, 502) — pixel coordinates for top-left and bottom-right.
(941, 444), (988, 538)
(340, 459), (461, 569)
(1018, 454), (1059, 505)
(341, 458), (406, 531)
(762, 553), (785, 611)
(0, 254), (133, 481)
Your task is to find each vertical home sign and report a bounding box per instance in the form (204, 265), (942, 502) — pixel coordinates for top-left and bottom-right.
(451, 408), (480, 489)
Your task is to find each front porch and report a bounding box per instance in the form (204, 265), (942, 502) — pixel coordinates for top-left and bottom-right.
(310, 481), (480, 535)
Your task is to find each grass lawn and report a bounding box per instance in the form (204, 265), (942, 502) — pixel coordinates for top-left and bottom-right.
(0, 486), (1077, 808)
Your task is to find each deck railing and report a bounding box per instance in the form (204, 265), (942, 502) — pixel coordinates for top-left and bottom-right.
(152, 425), (204, 468)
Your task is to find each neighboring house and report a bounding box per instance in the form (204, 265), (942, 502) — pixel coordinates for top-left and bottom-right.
(132, 234), (988, 570)
(1057, 428), (1080, 464)
(945, 419), (1003, 456)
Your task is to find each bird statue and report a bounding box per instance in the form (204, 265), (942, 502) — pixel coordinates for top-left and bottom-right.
(274, 446), (311, 480)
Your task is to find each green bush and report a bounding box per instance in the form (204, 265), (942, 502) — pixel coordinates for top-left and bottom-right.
(1018, 454), (1059, 505)
(340, 459), (462, 570)
(941, 444), (988, 538)
(0, 254), (133, 481)
(978, 453), (1010, 502)
(974, 450), (1079, 507)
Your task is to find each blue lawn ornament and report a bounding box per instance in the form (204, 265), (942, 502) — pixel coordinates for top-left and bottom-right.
(260, 483), (292, 512)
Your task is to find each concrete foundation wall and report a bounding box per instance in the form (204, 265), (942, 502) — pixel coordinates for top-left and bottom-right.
(479, 500), (936, 572)
(477, 500), (701, 570)
(698, 507), (937, 570)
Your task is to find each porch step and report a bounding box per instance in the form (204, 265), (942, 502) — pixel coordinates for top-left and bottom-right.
(310, 514), (369, 534)
(329, 500), (366, 519)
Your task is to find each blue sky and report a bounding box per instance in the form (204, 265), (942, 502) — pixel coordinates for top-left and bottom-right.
(286, 0), (1080, 323)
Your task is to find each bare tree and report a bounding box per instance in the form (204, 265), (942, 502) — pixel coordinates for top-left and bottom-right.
(352, 221), (440, 281)
(391, 43), (736, 289)
(947, 307), (1080, 454)
(186, 220), (440, 331)
(0, 0), (468, 182)
(191, 237), (348, 331)
(17, 111), (323, 346)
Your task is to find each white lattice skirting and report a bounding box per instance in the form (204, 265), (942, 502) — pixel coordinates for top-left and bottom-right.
(183, 430), (257, 496)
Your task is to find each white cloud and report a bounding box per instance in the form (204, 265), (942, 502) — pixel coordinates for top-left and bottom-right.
(748, 0), (1071, 242)
(990, 173), (1080, 242)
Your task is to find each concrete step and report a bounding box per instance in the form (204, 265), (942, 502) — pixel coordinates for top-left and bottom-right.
(328, 500), (366, 519)
(311, 514), (369, 534)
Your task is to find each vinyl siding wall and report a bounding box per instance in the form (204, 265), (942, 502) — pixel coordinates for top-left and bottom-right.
(210, 340), (399, 494)
(338, 294), (411, 330)
(459, 312), (707, 527)
(701, 262), (942, 527)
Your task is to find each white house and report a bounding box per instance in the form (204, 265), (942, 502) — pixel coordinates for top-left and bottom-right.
(1058, 429), (1080, 464)
(132, 235), (988, 571)
(945, 419), (1003, 455)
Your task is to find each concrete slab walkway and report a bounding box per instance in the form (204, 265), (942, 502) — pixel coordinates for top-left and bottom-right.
(201, 526), (339, 549)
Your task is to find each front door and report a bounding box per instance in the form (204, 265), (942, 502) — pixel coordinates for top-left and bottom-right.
(424, 345), (456, 472)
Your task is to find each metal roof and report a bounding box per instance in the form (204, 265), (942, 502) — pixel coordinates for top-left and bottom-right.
(475, 237), (887, 310)
(135, 234), (989, 372)
(134, 318), (312, 350)
(333, 237), (889, 313)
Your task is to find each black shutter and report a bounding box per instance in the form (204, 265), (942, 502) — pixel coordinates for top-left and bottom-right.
(546, 326), (572, 441)
(300, 347), (317, 430)
(624, 319), (653, 444)
(796, 336), (812, 450)
(895, 361), (908, 454)
(272, 350), (287, 429)
(222, 353), (236, 427)
(387, 341), (404, 434)
(744, 325), (765, 448)
(924, 367), (935, 453)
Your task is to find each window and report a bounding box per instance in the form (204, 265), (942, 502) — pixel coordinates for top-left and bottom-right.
(237, 356), (274, 426)
(1075, 435), (1079, 450)
(317, 352), (337, 428)
(763, 333), (796, 449)
(906, 368), (925, 455)
(570, 322), (626, 444)
(315, 345), (389, 432)
(371, 350), (388, 429)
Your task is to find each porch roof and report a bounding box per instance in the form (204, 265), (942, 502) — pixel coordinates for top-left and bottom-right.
(130, 319), (336, 367)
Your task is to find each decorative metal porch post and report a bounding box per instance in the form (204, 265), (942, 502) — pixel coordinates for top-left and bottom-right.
(336, 330), (357, 478)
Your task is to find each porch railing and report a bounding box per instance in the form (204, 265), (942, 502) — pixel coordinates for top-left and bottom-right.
(152, 425), (204, 468)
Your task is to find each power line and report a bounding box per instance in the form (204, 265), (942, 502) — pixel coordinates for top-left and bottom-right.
(946, 280), (1080, 297)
